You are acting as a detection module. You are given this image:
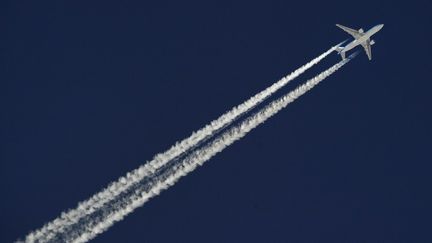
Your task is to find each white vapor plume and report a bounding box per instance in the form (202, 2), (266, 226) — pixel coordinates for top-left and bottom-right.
(23, 45), (340, 243)
(69, 55), (355, 243)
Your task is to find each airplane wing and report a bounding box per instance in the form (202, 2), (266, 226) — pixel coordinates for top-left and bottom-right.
(336, 24), (362, 39)
(361, 39), (372, 60)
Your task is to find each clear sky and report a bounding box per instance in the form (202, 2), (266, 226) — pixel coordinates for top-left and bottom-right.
(2, 0), (432, 242)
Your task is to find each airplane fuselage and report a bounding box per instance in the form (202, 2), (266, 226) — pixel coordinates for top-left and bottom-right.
(341, 24), (384, 55)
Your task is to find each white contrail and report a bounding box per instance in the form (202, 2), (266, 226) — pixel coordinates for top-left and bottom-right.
(23, 45), (340, 243)
(70, 55), (356, 243)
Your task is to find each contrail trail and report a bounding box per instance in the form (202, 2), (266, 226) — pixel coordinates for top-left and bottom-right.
(23, 45), (340, 243)
(68, 54), (357, 243)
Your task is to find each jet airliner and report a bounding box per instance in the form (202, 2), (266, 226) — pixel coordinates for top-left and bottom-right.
(335, 24), (384, 60)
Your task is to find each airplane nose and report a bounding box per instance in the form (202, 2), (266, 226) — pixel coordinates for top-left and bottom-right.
(379, 24), (384, 28)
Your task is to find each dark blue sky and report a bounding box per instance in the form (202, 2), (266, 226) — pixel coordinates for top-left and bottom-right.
(2, 0), (432, 242)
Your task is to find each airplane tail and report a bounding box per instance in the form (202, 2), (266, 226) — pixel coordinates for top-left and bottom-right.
(335, 39), (349, 49)
(333, 39), (350, 60)
(334, 46), (345, 60)
(334, 46), (344, 54)
(334, 38), (349, 57)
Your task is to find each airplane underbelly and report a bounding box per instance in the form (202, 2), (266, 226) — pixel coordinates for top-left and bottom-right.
(344, 42), (357, 52)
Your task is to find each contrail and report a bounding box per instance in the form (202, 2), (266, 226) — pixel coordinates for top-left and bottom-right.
(69, 54), (357, 243)
(23, 45), (340, 243)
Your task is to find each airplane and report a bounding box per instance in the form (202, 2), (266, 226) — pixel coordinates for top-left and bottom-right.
(335, 24), (384, 60)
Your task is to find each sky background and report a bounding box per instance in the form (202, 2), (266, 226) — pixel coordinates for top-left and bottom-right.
(2, 0), (432, 242)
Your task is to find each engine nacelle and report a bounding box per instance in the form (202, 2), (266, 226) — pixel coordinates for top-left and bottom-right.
(358, 28), (364, 33)
(370, 40), (375, 45)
